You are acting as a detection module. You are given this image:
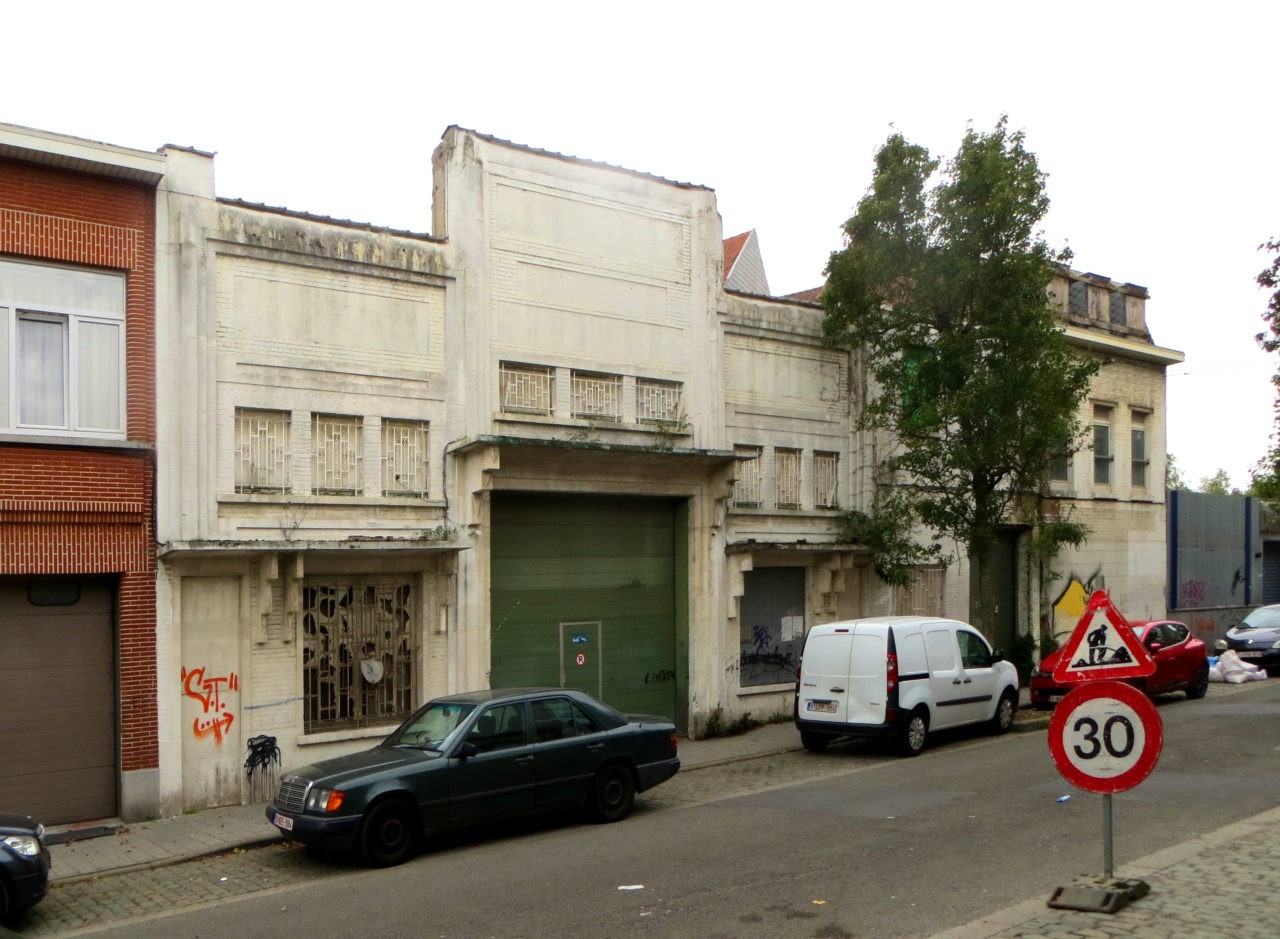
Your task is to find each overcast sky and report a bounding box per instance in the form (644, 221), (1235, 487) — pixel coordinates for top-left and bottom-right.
(7, 2), (1276, 489)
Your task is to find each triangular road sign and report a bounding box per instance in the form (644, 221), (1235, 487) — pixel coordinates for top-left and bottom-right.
(1051, 590), (1155, 684)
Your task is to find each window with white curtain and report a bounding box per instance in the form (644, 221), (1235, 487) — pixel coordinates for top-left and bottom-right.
(0, 259), (125, 437)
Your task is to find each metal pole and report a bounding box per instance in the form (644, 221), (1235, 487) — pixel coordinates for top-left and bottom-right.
(1103, 793), (1114, 878)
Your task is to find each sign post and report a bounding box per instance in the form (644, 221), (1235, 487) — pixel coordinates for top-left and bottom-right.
(1045, 593), (1162, 914)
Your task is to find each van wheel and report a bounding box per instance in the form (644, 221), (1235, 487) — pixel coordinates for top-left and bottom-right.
(800, 730), (830, 753)
(990, 690), (1017, 735)
(897, 708), (928, 756)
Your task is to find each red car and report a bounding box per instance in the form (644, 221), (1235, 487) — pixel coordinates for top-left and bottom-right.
(1029, 619), (1209, 709)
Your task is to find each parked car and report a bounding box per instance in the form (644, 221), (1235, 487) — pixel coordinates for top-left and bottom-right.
(0, 813), (50, 927)
(267, 687), (680, 866)
(1030, 619), (1209, 709)
(1217, 603), (1280, 674)
(794, 616), (1020, 757)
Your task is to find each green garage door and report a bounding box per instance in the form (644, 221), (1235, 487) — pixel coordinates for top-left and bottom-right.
(490, 493), (684, 723)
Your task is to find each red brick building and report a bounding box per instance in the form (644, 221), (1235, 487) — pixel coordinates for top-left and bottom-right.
(0, 124), (164, 823)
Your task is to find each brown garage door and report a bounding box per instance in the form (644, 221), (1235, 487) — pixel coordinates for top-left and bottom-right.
(0, 578), (117, 823)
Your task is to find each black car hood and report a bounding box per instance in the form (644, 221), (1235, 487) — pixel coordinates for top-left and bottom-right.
(1228, 626), (1280, 643)
(289, 745), (439, 786)
(0, 812), (39, 835)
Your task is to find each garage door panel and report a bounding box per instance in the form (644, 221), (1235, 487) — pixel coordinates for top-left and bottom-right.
(0, 578), (117, 824)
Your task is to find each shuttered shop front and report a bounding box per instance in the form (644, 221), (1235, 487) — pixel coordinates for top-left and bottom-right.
(0, 578), (117, 823)
(490, 493), (684, 722)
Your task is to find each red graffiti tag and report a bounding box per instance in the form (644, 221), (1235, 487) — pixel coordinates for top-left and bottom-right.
(181, 666), (239, 745)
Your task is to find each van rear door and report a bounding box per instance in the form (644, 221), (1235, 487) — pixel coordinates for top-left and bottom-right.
(799, 628), (888, 726)
(798, 630), (854, 723)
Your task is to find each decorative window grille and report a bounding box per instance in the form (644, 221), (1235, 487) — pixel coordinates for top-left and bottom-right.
(775, 448), (802, 509)
(1131, 412), (1148, 489)
(382, 419), (429, 498)
(1093, 405), (1113, 487)
(814, 451), (839, 508)
(235, 408), (291, 493)
(734, 446), (762, 507)
(500, 362), (554, 416)
(302, 580), (415, 732)
(1068, 281), (1089, 317)
(571, 370), (622, 422)
(312, 413), (362, 495)
(637, 378), (683, 424)
(894, 566), (946, 616)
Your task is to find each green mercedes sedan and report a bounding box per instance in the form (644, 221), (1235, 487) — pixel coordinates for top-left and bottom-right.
(267, 687), (680, 866)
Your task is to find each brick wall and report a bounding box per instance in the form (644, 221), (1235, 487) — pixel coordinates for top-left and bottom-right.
(0, 156), (158, 774)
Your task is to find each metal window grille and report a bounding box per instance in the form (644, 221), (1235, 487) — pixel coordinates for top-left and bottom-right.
(571, 371), (622, 422)
(637, 378), (682, 424)
(814, 451), (839, 508)
(894, 567), (946, 616)
(775, 448), (802, 509)
(302, 580), (415, 732)
(1109, 291), (1127, 326)
(235, 408), (291, 493)
(312, 414), (362, 495)
(500, 362), (554, 415)
(382, 419), (429, 497)
(734, 446), (762, 506)
(1068, 281), (1089, 317)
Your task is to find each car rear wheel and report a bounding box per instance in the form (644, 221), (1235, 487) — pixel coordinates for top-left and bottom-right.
(589, 763), (636, 823)
(0, 875), (16, 929)
(800, 730), (830, 753)
(1186, 662), (1210, 699)
(990, 689), (1017, 734)
(897, 708), (928, 756)
(359, 799), (419, 867)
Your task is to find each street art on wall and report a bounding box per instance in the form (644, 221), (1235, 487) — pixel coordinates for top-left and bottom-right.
(1052, 570), (1106, 635)
(181, 666), (239, 744)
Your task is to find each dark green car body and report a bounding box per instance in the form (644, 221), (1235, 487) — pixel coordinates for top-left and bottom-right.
(266, 688), (679, 865)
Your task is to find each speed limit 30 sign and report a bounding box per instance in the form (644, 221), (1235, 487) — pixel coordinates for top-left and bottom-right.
(1048, 680), (1163, 793)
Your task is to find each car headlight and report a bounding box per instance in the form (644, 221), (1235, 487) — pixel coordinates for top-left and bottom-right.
(305, 788), (346, 813)
(2, 834), (41, 858)
(1271, 639), (1280, 650)
(1029, 668), (1043, 678)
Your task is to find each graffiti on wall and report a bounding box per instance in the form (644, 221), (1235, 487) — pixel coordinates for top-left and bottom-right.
(181, 666), (239, 744)
(1051, 570), (1106, 634)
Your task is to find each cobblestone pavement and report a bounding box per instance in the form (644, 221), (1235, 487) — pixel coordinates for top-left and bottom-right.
(14, 744), (898, 937)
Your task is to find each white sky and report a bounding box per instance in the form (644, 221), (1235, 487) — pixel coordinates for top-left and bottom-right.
(7, 2), (1276, 489)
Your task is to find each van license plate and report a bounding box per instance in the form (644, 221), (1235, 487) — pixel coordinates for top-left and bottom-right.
(273, 813), (294, 832)
(807, 701), (837, 713)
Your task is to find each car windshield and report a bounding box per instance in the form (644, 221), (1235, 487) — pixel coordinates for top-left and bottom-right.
(385, 702), (476, 751)
(1240, 607), (1280, 630)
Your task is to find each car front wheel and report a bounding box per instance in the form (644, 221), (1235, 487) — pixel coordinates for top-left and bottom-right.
(589, 763), (636, 823)
(359, 799), (419, 867)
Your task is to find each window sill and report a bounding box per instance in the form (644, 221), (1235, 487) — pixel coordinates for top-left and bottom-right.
(494, 412), (691, 438)
(0, 431), (146, 451)
(297, 723), (400, 747)
(220, 492), (446, 509)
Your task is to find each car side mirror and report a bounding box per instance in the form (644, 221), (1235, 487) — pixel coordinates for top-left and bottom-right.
(991, 648), (1005, 663)
(456, 741), (479, 759)
(1147, 641), (1163, 653)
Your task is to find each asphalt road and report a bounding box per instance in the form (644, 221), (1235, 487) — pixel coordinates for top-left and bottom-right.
(22, 681), (1280, 939)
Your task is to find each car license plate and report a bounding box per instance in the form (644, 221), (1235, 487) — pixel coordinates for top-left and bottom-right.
(807, 700), (838, 714)
(1239, 650), (1264, 659)
(273, 813), (294, 832)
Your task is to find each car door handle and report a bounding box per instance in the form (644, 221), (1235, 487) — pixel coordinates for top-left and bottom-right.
(829, 687), (845, 693)
(586, 743), (605, 751)
(515, 755), (534, 764)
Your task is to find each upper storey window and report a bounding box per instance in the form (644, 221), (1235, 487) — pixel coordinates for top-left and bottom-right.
(0, 259), (125, 438)
(500, 362), (554, 416)
(637, 378), (683, 424)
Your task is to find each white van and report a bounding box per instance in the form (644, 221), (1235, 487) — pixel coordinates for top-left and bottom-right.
(794, 616), (1019, 756)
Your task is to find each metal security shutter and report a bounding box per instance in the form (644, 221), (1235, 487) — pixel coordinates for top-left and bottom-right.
(1264, 541), (1280, 603)
(0, 578), (117, 824)
(490, 493), (681, 721)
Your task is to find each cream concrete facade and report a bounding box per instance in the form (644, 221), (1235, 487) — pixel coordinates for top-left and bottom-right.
(153, 128), (1183, 812)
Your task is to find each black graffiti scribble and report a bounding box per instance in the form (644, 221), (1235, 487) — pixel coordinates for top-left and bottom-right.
(244, 735), (281, 778)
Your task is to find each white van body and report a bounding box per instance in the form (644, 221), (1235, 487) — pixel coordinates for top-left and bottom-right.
(793, 616), (1019, 755)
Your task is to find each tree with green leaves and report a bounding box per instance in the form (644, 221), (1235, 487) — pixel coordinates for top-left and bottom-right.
(1252, 238), (1280, 497)
(1199, 469), (1239, 496)
(822, 119), (1099, 634)
(1166, 453), (1188, 491)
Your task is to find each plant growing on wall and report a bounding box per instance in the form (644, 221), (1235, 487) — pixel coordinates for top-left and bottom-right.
(822, 118), (1098, 633)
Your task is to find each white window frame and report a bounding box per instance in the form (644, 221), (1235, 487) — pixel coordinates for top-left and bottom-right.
(814, 451), (839, 508)
(382, 419), (430, 498)
(499, 362), (554, 416)
(1131, 411), (1149, 490)
(734, 445), (762, 507)
(571, 370), (622, 422)
(1093, 405), (1113, 487)
(235, 408), (292, 494)
(775, 447), (802, 509)
(637, 378), (683, 424)
(0, 260), (126, 439)
(312, 413), (363, 496)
